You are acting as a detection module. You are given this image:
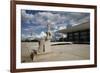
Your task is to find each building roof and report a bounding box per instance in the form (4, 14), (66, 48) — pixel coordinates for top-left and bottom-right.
(58, 20), (90, 33)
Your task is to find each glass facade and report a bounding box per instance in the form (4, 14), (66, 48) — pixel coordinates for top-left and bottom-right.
(67, 29), (90, 44)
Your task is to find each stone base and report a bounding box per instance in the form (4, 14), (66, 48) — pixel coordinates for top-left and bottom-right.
(44, 40), (51, 53)
(37, 39), (52, 54)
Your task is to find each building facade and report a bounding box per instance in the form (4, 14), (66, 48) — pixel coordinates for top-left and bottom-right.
(58, 20), (90, 44)
(66, 29), (90, 44)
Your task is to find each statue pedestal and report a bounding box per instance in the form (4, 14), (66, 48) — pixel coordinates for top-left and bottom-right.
(38, 39), (45, 54)
(44, 39), (51, 53)
(38, 39), (51, 54)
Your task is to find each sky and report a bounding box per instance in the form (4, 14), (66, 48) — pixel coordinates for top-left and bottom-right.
(21, 9), (90, 40)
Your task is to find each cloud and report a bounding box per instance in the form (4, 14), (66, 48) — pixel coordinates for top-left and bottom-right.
(33, 12), (61, 26)
(22, 10), (89, 26)
(21, 10), (35, 20)
(31, 31), (47, 39)
(21, 34), (32, 39)
(21, 10), (35, 25)
(21, 10), (90, 39)
(22, 10), (70, 26)
(58, 26), (67, 30)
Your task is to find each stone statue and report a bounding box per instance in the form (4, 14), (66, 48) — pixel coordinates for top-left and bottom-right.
(38, 21), (52, 54)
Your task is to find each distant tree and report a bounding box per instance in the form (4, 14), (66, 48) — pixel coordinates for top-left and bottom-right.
(24, 39), (30, 42)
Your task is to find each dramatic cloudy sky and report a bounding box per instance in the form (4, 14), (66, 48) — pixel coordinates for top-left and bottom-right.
(21, 9), (90, 39)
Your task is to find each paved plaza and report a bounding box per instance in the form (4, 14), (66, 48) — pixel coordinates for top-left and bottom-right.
(21, 42), (90, 63)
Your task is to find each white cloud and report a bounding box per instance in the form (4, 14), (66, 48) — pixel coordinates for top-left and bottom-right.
(21, 10), (35, 24)
(21, 34), (32, 39)
(21, 10), (90, 40)
(40, 31), (46, 38)
(21, 10), (77, 28)
(22, 10), (89, 27)
(35, 31), (47, 39)
(58, 26), (67, 30)
(69, 13), (84, 16)
(23, 28), (30, 31)
(32, 12), (69, 27)
(34, 12), (61, 26)
(21, 10), (34, 20)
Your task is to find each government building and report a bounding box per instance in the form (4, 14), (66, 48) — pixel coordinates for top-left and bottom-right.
(58, 17), (90, 44)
